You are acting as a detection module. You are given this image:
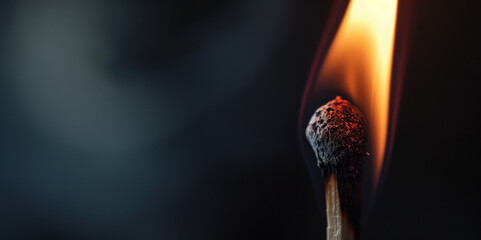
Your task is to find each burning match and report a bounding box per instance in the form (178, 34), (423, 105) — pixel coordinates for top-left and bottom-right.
(305, 96), (367, 240)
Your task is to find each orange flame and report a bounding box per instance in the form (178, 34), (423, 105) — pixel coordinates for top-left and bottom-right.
(314, 0), (398, 187)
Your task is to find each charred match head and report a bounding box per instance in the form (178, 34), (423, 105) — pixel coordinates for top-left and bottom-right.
(305, 96), (367, 178)
(305, 96), (367, 240)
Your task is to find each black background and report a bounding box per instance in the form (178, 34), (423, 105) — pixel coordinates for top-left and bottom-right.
(1, 0), (480, 239)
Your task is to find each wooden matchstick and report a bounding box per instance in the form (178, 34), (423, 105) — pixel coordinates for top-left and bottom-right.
(306, 96), (367, 240)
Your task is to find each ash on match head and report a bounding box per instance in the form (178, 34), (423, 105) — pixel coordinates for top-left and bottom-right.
(305, 96), (367, 177)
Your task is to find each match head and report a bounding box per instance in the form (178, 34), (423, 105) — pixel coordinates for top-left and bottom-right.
(305, 96), (367, 177)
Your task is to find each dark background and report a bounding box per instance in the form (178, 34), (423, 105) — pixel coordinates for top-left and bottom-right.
(1, 0), (480, 239)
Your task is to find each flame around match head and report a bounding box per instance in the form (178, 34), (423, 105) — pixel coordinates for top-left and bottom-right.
(303, 0), (398, 189)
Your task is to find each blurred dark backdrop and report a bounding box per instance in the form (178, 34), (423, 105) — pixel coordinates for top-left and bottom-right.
(0, 0), (480, 239)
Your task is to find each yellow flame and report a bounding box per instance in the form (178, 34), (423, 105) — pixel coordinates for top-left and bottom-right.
(316, 0), (398, 186)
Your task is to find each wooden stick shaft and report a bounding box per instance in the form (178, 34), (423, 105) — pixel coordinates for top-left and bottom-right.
(326, 174), (342, 240)
(325, 174), (356, 240)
